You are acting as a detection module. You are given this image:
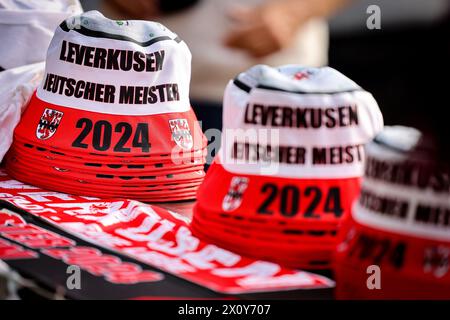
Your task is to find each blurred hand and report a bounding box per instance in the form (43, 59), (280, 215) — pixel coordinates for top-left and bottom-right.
(224, 0), (349, 58)
(107, 0), (160, 19)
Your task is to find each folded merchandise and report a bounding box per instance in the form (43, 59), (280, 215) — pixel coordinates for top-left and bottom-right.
(0, 169), (334, 298)
(0, 0), (83, 70)
(6, 159), (204, 202)
(7, 145), (205, 177)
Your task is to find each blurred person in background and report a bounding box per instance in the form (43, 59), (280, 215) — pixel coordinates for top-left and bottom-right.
(86, 0), (351, 138)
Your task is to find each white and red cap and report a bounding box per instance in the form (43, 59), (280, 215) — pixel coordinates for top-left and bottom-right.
(192, 64), (383, 269)
(335, 126), (450, 299)
(14, 10), (205, 156)
(6, 11), (206, 202)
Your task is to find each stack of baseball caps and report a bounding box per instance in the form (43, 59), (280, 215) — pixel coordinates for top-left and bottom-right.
(5, 11), (206, 202)
(335, 126), (450, 299)
(191, 65), (384, 269)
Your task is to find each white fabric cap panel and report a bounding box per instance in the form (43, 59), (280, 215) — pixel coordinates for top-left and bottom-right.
(220, 65), (384, 179)
(36, 11), (192, 116)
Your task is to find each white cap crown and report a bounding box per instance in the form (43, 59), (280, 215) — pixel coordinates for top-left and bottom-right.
(37, 10), (192, 116)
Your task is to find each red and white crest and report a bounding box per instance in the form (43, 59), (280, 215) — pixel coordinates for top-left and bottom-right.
(222, 177), (249, 212)
(293, 70), (314, 81)
(36, 108), (64, 140)
(168, 118), (193, 150)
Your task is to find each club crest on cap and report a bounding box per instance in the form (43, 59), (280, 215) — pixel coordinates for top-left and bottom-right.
(222, 177), (249, 212)
(36, 108), (64, 140)
(169, 119), (193, 150)
(424, 246), (450, 278)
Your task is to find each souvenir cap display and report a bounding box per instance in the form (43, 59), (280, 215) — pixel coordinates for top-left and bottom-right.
(335, 126), (450, 299)
(191, 64), (384, 269)
(5, 11), (207, 202)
